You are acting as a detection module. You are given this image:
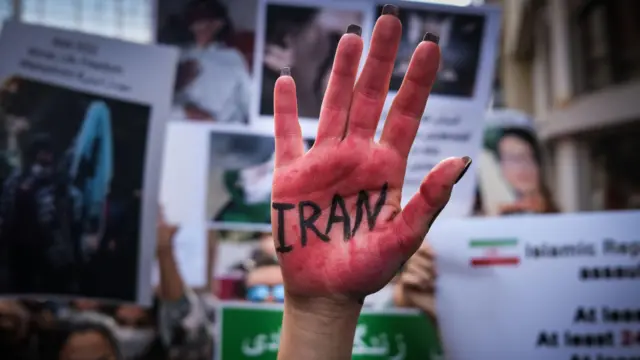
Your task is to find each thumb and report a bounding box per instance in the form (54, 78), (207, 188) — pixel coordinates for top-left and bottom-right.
(393, 156), (471, 256)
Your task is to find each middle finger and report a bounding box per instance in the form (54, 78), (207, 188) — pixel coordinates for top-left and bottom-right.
(345, 4), (402, 139)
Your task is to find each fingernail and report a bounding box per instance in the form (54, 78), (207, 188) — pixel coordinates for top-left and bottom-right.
(455, 156), (472, 184)
(423, 32), (440, 45)
(381, 4), (399, 17)
(346, 24), (362, 37)
(426, 206), (444, 229)
(280, 67), (291, 76)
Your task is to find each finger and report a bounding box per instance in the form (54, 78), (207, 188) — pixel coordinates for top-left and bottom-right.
(346, 6), (402, 139)
(316, 26), (364, 143)
(405, 262), (432, 283)
(274, 70), (304, 167)
(407, 252), (433, 274)
(380, 37), (440, 158)
(404, 290), (436, 319)
(415, 243), (435, 259)
(401, 272), (429, 291)
(394, 156), (472, 256)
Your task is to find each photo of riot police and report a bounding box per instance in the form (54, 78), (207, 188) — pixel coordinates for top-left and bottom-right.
(383, 5), (485, 97)
(0, 76), (150, 301)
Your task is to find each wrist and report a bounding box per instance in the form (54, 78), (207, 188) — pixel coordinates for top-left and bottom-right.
(278, 295), (362, 360)
(285, 294), (362, 327)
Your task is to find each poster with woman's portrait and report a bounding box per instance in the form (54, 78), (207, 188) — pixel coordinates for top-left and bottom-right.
(382, 3), (485, 98)
(157, 0), (258, 125)
(207, 127), (313, 231)
(254, 0), (371, 137)
(478, 109), (558, 216)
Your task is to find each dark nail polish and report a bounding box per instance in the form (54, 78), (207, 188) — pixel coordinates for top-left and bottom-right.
(426, 206), (444, 229)
(455, 156), (472, 184)
(381, 4), (399, 17)
(346, 24), (362, 37)
(280, 67), (291, 76)
(423, 32), (440, 45)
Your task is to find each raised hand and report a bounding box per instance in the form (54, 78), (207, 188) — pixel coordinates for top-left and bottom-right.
(271, 5), (471, 305)
(394, 244), (438, 320)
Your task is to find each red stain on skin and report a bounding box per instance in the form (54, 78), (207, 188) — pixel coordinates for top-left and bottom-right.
(273, 115), (465, 299)
(270, 12), (458, 301)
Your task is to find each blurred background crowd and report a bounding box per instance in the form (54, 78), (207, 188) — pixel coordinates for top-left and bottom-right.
(0, 0), (638, 359)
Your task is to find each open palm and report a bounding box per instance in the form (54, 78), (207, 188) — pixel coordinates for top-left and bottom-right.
(271, 14), (470, 302)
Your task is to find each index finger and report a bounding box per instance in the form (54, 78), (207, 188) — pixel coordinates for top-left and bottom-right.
(273, 70), (304, 167)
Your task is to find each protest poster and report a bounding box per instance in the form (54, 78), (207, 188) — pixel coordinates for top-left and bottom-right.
(206, 126), (313, 231)
(478, 109), (558, 216)
(428, 211), (640, 360)
(157, 0), (258, 125)
(252, 0), (372, 136)
(155, 122), (212, 288)
(217, 302), (443, 360)
(370, 1), (501, 218)
(157, 0), (500, 219)
(0, 21), (178, 304)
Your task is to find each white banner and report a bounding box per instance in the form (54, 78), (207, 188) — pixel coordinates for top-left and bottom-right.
(0, 21), (178, 304)
(429, 211), (640, 360)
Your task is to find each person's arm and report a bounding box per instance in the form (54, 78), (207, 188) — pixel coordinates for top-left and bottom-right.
(156, 211), (213, 351)
(157, 213), (184, 302)
(393, 244), (445, 355)
(279, 298), (361, 360)
(157, 245), (184, 301)
(270, 5), (464, 359)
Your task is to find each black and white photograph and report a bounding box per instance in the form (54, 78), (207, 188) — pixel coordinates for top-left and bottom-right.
(207, 128), (313, 230)
(0, 76), (149, 301)
(258, 2), (364, 120)
(157, 0), (258, 124)
(382, 5), (485, 97)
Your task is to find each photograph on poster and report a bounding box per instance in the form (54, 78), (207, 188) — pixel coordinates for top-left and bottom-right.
(157, 0), (258, 124)
(0, 76), (149, 301)
(381, 4), (485, 98)
(258, 2), (364, 120)
(207, 128), (313, 231)
(478, 110), (558, 216)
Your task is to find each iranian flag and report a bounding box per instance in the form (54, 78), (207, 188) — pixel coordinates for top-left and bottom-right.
(469, 238), (520, 267)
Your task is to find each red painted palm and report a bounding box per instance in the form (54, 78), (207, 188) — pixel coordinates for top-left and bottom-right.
(271, 15), (470, 302)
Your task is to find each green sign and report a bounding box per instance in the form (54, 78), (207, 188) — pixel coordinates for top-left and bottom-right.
(217, 302), (443, 360)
